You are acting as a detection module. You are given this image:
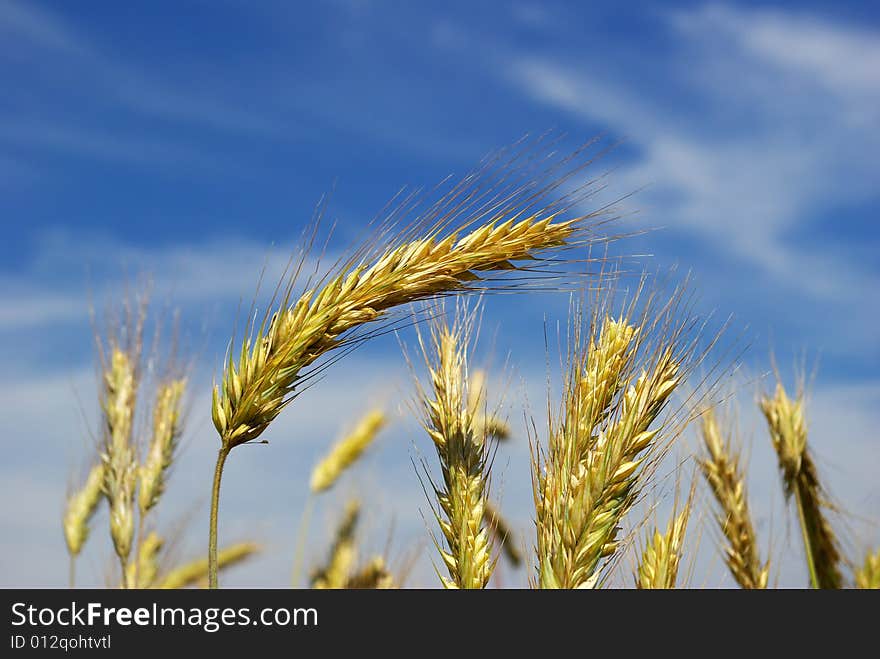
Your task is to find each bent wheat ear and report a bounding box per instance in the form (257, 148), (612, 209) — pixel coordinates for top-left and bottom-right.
(207, 140), (617, 587)
(310, 410), (386, 493)
(699, 407), (769, 589)
(157, 543), (260, 589)
(139, 378), (187, 515)
(414, 304), (495, 589)
(311, 500), (360, 589)
(855, 549), (880, 589)
(760, 383), (842, 589)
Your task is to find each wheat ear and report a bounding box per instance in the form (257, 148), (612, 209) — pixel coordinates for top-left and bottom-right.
(63, 462), (105, 587)
(635, 497), (693, 589)
(157, 543), (260, 589)
(310, 410), (386, 493)
(855, 549), (880, 589)
(760, 383), (842, 589)
(138, 378), (187, 516)
(535, 304), (686, 588)
(100, 347), (140, 587)
(415, 306), (495, 589)
(699, 407), (769, 589)
(311, 500), (360, 589)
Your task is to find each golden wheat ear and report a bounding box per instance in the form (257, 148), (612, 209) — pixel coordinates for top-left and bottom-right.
(410, 301), (496, 589)
(698, 406), (769, 589)
(97, 299), (146, 589)
(760, 381), (842, 589)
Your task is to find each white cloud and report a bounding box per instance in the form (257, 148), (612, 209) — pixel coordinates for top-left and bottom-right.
(500, 4), (880, 324)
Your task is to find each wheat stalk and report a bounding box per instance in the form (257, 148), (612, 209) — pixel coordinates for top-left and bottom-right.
(311, 500), (360, 589)
(699, 407), (769, 589)
(635, 497), (692, 589)
(855, 549), (880, 589)
(207, 141), (614, 587)
(534, 302), (685, 588)
(63, 462), (105, 587)
(760, 382), (842, 589)
(310, 410), (386, 493)
(157, 543), (260, 589)
(414, 305), (495, 589)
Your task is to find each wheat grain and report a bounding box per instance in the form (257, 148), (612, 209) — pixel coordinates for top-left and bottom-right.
(699, 407), (769, 589)
(310, 410), (386, 493)
(760, 383), (842, 589)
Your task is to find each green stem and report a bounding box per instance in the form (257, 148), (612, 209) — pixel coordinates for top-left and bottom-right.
(208, 444), (231, 589)
(793, 481), (819, 589)
(69, 556), (76, 590)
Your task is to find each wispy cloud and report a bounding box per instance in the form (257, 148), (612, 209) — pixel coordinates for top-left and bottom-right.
(499, 4), (880, 317)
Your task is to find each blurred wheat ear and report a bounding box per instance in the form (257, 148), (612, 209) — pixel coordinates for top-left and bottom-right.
(206, 137), (622, 588)
(760, 381), (842, 589)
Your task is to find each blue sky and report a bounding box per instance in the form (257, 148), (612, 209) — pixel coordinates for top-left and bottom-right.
(1, 0), (878, 588)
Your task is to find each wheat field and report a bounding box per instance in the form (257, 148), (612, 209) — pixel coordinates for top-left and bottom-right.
(51, 141), (878, 591)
